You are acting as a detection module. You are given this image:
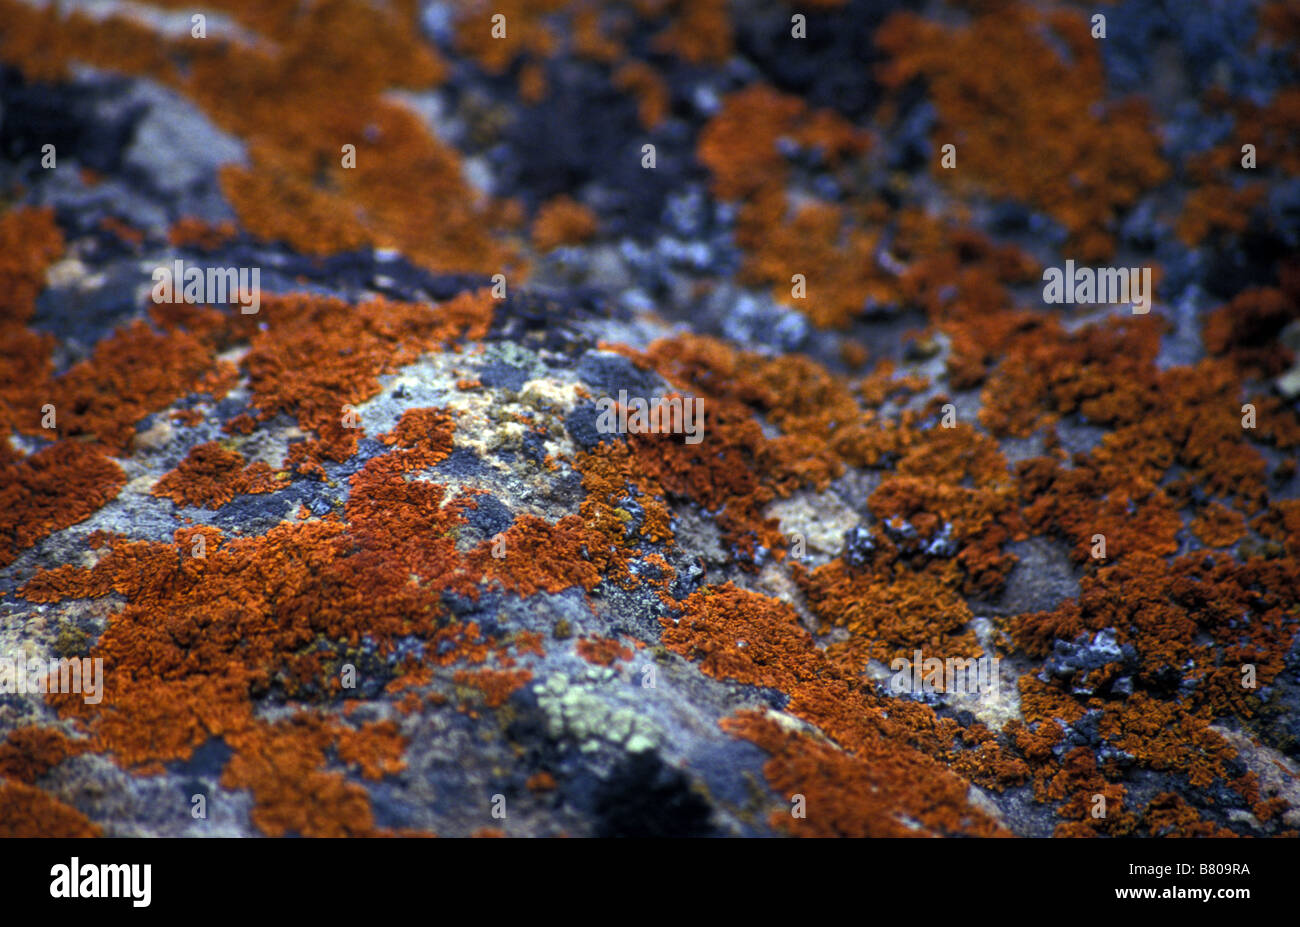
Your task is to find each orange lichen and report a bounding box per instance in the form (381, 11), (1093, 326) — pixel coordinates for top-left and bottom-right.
(221, 716), (407, 837)
(667, 582), (1013, 835)
(526, 771), (556, 791)
(876, 6), (1168, 259)
(0, 442), (126, 569)
(613, 61), (671, 130)
(0, 781), (101, 837)
(532, 196), (599, 251)
(454, 668), (533, 708)
(575, 636), (633, 667)
(0, 727), (87, 784)
(651, 0), (732, 65)
(1192, 502), (1247, 548)
(168, 217), (239, 251)
(0, 0), (521, 276)
(151, 442), (282, 509)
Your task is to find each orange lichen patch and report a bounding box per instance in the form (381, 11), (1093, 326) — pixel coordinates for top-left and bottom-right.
(978, 304), (1276, 570)
(221, 716), (404, 837)
(171, 409), (205, 427)
(876, 6), (1168, 259)
(13, 405), (569, 832)
(1139, 792), (1238, 838)
(518, 60), (549, 103)
(0, 727), (87, 784)
(513, 631), (546, 657)
(526, 771), (556, 791)
(664, 584), (823, 692)
(97, 215), (143, 248)
(1253, 499), (1300, 558)
(722, 712), (1002, 837)
(1019, 462), (1183, 564)
(454, 0), (563, 74)
(575, 636), (633, 667)
(1226, 88), (1300, 179)
(468, 515), (603, 596)
(623, 333), (1024, 589)
(218, 168), (371, 257)
(1192, 502), (1247, 548)
(630, 333), (856, 479)
(668, 582), (1015, 832)
(242, 290), (492, 464)
(613, 61), (670, 130)
(1013, 550), (1300, 724)
(1204, 284), (1300, 379)
(0, 0), (178, 84)
(0, 207), (63, 456)
(744, 199), (895, 330)
(0, 780), (101, 837)
(800, 561), (981, 665)
(650, 0), (732, 65)
(1177, 182), (1269, 246)
(168, 217), (239, 251)
(531, 196), (599, 251)
(0, 0), (522, 276)
(150, 441), (282, 509)
(453, 667), (533, 708)
(0, 442), (126, 569)
(7, 317), (219, 455)
(1041, 746), (1135, 837)
(574, 440), (673, 553)
(697, 85), (807, 201)
(700, 86), (1027, 331)
(376, 407), (456, 458)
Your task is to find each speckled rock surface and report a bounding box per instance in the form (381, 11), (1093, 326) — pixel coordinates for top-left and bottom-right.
(0, 0), (1298, 837)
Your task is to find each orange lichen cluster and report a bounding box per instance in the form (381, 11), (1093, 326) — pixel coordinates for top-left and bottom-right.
(667, 583), (1009, 835)
(575, 636), (633, 666)
(0, 206), (64, 460)
(454, 668), (534, 708)
(13, 389), (625, 832)
(221, 715), (407, 837)
(453, 0), (566, 75)
(243, 289), (493, 472)
(0, 0), (520, 275)
(613, 61), (671, 129)
(2, 0), (1297, 840)
(0, 727), (87, 784)
(697, 84), (876, 328)
(0, 442), (126, 569)
(0, 781), (101, 837)
(168, 217), (239, 251)
(650, 0), (732, 65)
(876, 5), (1168, 260)
(151, 442), (282, 509)
(1203, 278), (1300, 378)
(532, 196), (599, 251)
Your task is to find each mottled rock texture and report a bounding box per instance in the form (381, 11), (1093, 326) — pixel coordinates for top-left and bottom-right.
(0, 0), (1298, 837)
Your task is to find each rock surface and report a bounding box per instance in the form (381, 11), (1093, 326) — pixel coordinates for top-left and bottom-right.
(0, 0), (1298, 837)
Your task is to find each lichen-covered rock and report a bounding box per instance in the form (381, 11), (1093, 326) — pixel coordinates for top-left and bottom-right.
(0, 0), (1298, 838)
